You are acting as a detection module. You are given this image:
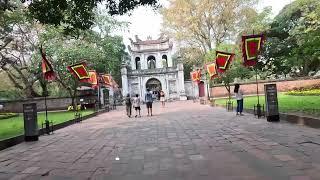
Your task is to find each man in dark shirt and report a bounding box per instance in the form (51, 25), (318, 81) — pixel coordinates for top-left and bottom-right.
(145, 89), (153, 116)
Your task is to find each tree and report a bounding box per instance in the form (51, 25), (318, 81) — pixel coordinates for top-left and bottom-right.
(39, 12), (126, 107)
(0, 0), (47, 98)
(205, 43), (253, 99)
(161, 0), (258, 52)
(20, 0), (160, 34)
(174, 47), (205, 80)
(262, 0), (320, 77)
(239, 6), (273, 35)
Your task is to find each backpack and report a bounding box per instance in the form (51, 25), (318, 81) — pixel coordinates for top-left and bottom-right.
(125, 97), (131, 105)
(146, 92), (153, 102)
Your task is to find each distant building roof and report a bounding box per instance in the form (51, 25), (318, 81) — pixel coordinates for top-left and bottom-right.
(129, 35), (170, 45)
(128, 35), (173, 53)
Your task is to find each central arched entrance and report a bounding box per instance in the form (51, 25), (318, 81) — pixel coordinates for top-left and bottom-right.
(146, 78), (162, 100)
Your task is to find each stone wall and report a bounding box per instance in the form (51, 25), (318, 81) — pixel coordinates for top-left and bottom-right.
(210, 77), (320, 98)
(184, 81), (199, 99)
(0, 97), (72, 113)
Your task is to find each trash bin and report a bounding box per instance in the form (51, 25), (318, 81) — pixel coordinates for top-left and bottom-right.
(23, 103), (39, 141)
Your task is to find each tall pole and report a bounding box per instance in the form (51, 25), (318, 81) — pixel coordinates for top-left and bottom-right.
(206, 77), (210, 101)
(97, 84), (100, 111)
(44, 90), (50, 134)
(255, 68), (260, 105)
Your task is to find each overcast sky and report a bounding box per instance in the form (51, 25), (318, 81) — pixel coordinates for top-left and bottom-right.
(113, 0), (294, 46)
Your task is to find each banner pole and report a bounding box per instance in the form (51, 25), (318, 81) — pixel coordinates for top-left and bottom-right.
(255, 68), (260, 105)
(44, 92), (50, 134)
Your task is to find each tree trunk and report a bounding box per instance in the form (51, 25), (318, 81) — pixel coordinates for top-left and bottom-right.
(224, 81), (231, 102)
(67, 88), (77, 111)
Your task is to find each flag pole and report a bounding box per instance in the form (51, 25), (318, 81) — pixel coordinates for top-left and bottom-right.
(44, 92), (50, 134)
(252, 29), (262, 118)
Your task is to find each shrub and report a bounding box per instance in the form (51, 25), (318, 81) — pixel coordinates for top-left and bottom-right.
(0, 113), (19, 120)
(291, 84), (320, 91)
(286, 89), (320, 96)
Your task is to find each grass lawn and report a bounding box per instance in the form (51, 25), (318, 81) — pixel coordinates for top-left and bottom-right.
(0, 110), (94, 141)
(214, 94), (320, 117)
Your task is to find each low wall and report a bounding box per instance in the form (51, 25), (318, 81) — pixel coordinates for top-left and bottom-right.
(0, 97), (72, 113)
(210, 77), (320, 98)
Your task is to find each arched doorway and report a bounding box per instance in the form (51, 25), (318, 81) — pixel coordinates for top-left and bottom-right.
(146, 78), (162, 100)
(198, 81), (205, 97)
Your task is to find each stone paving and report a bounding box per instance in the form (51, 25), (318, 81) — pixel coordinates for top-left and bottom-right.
(0, 101), (320, 180)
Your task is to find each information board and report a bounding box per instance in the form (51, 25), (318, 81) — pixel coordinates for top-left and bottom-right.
(23, 103), (39, 141)
(264, 84), (280, 122)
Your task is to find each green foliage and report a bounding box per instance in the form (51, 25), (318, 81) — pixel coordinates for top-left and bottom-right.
(286, 89), (320, 96)
(205, 43), (253, 86)
(0, 1), (46, 98)
(23, 0), (159, 34)
(285, 84), (320, 96)
(240, 6), (273, 34)
(262, 0), (320, 77)
(204, 43), (253, 99)
(174, 47), (205, 80)
(0, 113), (19, 120)
(1, 4), (125, 100)
(37, 11), (126, 103)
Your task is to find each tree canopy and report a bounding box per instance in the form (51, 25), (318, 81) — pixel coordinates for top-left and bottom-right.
(0, 1), (126, 100)
(262, 0), (320, 77)
(161, 0), (258, 52)
(20, 0), (159, 34)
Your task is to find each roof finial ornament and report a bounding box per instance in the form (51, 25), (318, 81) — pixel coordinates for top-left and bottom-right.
(135, 35), (141, 42)
(158, 33), (165, 40)
(147, 36), (152, 40)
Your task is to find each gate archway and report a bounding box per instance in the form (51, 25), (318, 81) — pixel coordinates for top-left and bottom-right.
(146, 78), (162, 99)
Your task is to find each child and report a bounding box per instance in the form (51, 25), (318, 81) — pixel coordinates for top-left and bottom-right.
(132, 94), (141, 117)
(160, 90), (165, 107)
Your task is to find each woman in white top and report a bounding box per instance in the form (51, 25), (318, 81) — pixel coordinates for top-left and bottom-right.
(234, 84), (244, 116)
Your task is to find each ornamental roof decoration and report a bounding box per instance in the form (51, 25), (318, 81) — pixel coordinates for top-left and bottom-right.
(130, 35), (170, 45)
(128, 35), (173, 53)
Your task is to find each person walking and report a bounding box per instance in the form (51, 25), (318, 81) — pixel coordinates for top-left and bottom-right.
(157, 90), (161, 100)
(160, 90), (165, 107)
(125, 94), (132, 117)
(234, 84), (244, 116)
(132, 94), (141, 117)
(145, 89), (153, 116)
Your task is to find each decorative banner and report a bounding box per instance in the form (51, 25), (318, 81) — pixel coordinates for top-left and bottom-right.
(190, 70), (201, 82)
(67, 62), (90, 82)
(111, 79), (119, 89)
(40, 48), (56, 81)
(102, 74), (112, 87)
(216, 51), (235, 73)
(242, 34), (265, 66)
(88, 70), (98, 88)
(206, 62), (218, 79)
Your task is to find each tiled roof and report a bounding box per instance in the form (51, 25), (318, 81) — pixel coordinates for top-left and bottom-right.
(133, 38), (169, 45)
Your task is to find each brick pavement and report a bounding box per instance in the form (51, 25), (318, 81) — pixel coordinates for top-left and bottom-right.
(0, 101), (320, 180)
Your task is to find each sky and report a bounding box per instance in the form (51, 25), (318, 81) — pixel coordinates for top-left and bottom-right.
(113, 0), (294, 47)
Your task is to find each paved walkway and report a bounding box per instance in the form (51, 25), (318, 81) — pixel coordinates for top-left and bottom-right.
(1, 101), (320, 180)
